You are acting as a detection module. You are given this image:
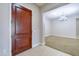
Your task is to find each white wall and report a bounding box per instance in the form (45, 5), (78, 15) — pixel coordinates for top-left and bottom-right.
(43, 14), (52, 37)
(43, 16), (76, 39)
(51, 17), (76, 38)
(20, 3), (42, 47)
(76, 18), (79, 39)
(0, 3), (11, 56)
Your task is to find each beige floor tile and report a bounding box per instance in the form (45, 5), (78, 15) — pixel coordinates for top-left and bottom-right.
(16, 45), (71, 56)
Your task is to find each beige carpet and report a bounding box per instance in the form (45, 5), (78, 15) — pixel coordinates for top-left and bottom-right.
(45, 36), (79, 56)
(16, 45), (70, 56)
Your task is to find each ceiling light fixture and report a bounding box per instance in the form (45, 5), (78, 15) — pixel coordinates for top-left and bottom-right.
(58, 15), (68, 21)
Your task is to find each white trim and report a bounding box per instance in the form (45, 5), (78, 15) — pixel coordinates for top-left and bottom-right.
(32, 43), (41, 48)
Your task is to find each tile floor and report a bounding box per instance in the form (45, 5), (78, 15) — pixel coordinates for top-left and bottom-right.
(16, 45), (71, 56)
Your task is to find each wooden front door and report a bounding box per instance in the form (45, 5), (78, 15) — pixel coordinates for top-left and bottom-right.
(12, 4), (32, 55)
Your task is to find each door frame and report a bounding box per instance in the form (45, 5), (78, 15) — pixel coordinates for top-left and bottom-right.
(11, 3), (32, 55)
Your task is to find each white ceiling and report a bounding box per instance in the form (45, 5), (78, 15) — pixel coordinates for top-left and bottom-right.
(35, 3), (47, 7)
(44, 3), (79, 20)
(35, 3), (65, 7)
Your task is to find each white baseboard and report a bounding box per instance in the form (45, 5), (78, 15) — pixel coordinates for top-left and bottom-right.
(32, 42), (41, 48)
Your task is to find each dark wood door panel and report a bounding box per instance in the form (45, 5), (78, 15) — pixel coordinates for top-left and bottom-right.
(12, 4), (32, 55)
(15, 35), (30, 48)
(15, 35), (30, 52)
(15, 6), (31, 34)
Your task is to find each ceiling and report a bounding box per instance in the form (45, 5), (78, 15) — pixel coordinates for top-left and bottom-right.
(44, 3), (79, 20)
(35, 3), (47, 7)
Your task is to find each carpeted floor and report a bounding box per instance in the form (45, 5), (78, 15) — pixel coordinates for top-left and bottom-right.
(45, 36), (79, 56)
